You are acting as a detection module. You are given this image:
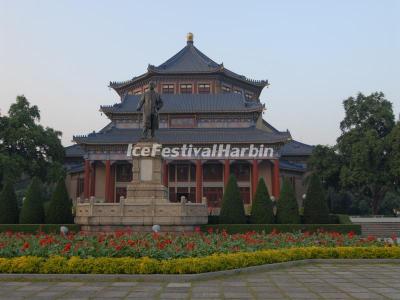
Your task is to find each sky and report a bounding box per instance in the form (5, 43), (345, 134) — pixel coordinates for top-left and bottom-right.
(0, 0), (399, 146)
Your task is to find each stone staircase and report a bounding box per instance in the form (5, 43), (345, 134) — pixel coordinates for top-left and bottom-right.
(350, 217), (400, 237)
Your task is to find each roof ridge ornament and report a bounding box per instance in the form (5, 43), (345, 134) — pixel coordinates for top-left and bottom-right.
(187, 32), (194, 45)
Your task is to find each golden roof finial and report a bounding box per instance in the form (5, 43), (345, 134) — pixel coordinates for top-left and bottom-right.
(187, 32), (194, 44)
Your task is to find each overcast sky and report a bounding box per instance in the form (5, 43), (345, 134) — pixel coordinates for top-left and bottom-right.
(1, 0), (399, 146)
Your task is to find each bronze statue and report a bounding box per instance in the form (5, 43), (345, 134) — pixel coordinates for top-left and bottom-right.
(136, 81), (163, 139)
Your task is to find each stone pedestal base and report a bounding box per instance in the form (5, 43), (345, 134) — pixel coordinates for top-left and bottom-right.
(75, 141), (208, 233)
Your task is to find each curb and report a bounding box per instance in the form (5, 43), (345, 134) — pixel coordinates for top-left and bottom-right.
(0, 259), (399, 282)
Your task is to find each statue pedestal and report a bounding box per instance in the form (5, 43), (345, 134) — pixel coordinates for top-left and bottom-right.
(75, 141), (208, 233)
(126, 141), (168, 203)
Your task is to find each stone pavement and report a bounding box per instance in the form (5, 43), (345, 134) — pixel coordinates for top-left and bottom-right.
(0, 263), (399, 299)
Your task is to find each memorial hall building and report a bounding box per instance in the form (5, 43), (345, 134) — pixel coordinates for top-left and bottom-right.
(65, 33), (313, 213)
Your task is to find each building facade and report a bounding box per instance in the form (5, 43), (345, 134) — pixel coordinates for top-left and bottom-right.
(65, 33), (313, 214)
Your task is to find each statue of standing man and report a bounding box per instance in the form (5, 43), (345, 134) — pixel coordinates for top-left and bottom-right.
(136, 81), (163, 139)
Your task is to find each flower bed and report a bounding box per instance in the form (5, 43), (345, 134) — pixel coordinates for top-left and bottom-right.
(0, 247), (399, 274)
(0, 229), (396, 260)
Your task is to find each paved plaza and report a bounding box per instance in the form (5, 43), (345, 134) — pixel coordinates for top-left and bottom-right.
(0, 263), (399, 299)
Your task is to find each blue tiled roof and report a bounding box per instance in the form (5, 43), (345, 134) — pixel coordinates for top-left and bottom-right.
(101, 93), (263, 115)
(74, 127), (290, 145)
(281, 140), (314, 156)
(110, 42), (268, 90)
(279, 160), (307, 172)
(65, 144), (84, 157)
(154, 43), (220, 73)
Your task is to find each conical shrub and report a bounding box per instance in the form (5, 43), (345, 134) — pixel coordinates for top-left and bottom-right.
(46, 178), (74, 224)
(303, 174), (330, 224)
(19, 177), (45, 224)
(219, 175), (246, 224)
(250, 178), (274, 224)
(276, 179), (300, 224)
(0, 181), (19, 224)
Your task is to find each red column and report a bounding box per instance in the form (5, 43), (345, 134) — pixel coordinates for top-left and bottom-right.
(224, 159), (230, 187)
(252, 159), (259, 198)
(90, 162), (96, 197)
(162, 161), (168, 187)
(109, 165), (115, 202)
(195, 160), (202, 203)
(105, 160), (111, 202)
(272, 160), (280, 199)
(84, 160), (90, 199)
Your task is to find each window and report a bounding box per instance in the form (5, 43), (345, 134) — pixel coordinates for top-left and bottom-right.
(203, 187), (223, 207)
(231, 163), (250, 181)
(234, 89), (242, 95)
(170, 116), (196, 128)
(115, 187), (127, 202)
(116, 164), (132, 182)
(221, 85), (231, 93)
(180, 84), (192, 94)
(76, 178), (84, 197)
(240, 187), (250, 204)
(162, 84), (174, 94)
(198, 83), (210, 94)
(177, 164), (189, 182)
(134, 90), (142, 95)
(203, 163), (223, 182)
(144, 86), (149, 92)
(169, 164), (176, 182)
(245, 92), (253, 99)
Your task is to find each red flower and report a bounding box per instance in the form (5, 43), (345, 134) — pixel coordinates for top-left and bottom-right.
(347, 231), (355, 239)
(207, 227), (213, 234)
(186, 242), (196, 251)
(194, 226), (201, 233)
(22, 242), (30, 250)
(63, 243), (72, 252)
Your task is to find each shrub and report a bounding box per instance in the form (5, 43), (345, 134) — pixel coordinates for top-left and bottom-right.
(0, 224), (79, 233)
(276, 179), (300, 224)
(201, 224), (361, 234)
(19, 178), (45, 224)
(0, 181), (19, 224)
(0, 247), (398, 274)
(45, 178), (73, 224)
(250, 178), (274, 224)
(303, 174), (330, 224)
(219, 175), (246, 224)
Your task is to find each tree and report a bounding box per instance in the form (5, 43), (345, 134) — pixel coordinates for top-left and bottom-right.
(0, 95), (64, 185)
(276, 179), (300, 224)
(219, 175), (246, 224)
(45, 178), (74, 224)
(250, 178), (274, 224)
(388, 122), (400, 187)
(308, 145), (341, 190)
(303, 174), (330, 224)
(19, 177), (45, 224)
(378, 191), (400, 215)
(337, 92), (395, 213)
(0, 181), (19, 223)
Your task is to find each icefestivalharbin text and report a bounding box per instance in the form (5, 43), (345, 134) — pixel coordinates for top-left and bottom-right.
(126, 143), (275, 159)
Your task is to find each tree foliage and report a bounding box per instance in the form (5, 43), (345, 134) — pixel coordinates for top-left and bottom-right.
(45, 178), (74, 224)
(219, 175), (246, 224)
(276, 179), (300, 224)
(0, 95), (64, 185)
(303, 174), (330, 224)
(0, 181), (19, 224)
(249, 178), (274, 224)
(19, 177), (45, 224)
(308, 92), (398, 214)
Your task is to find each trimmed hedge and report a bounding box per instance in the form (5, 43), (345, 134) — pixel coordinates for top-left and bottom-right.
(0, 224), (80, 233)
(219, 175), (246, 224)
(200, 224), (361, 235)
(0, 247), (398, 274)
(250, 178), (274, 224)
